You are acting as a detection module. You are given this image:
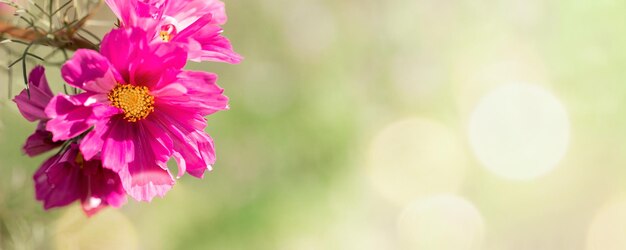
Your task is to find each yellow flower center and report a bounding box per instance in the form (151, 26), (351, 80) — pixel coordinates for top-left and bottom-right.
(159, 30), (173, 42)
(159, 24), (177, 42)
(107, 84), (155, 122)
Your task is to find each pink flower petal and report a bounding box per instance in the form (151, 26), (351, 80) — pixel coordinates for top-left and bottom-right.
(163, 0), (227, 28)
(172, 131), (216, 178)
(45, 93), (103, 141)
(34, 148), (83, 210)
(13, 66), (54, 122)
(100, 28), (149, 82)
(120, 164), (174, 202)
(79, 119), (107, 161)
(152, 70), (228, 117)
(23, 122), (62, 157)
(100, 116), (135, 172)
(61, 49), (121, 93)
(130, 42), (187, 87)
(81, 159), (127, 216)
(100, 28), (186, 88)
(116, 119), (174, 202)
(149, 109), (214, 179)
(175, 20), (241, 63)
(118, 127), (174, 201)
(28, 66), (52, 92)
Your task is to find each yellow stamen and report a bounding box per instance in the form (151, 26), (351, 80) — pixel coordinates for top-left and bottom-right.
(159, 30), (172, 42)
(159, 24), (177, 42)
(107, 84), (155, 122)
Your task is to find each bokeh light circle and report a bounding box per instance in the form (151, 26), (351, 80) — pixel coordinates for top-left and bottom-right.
(397, 195), (484, 250)
(587, 199), (626, 250)
(367, 118), (466, 205)
(468, 83), (570, 180)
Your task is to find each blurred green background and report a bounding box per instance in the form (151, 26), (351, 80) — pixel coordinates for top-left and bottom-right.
(2, 0), (626, 249)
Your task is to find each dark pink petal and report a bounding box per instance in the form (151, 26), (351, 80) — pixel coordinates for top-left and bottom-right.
(81, 159), (127, 216)
(13, 66), (54, 122)
(34, 148), (84, 210)
(28, 66), (52, 92)
(23, 122), (63, 157)
(61, 49), (120, 93)
(45, 93), (103, 141)
(34, 144), (127, 216)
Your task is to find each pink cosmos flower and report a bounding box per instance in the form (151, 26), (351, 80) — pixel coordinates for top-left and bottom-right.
(105, 0), (242, 63)
(34, 143), (126, 216)
(13, 66), (63, 156)
(45, 27), (228, 202)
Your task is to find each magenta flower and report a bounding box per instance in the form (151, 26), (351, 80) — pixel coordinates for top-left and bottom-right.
(105, 0), (242, 63)
(13, 66), (63, 156)
(45, 27), (228, 202)
(34, 143), (126, 216)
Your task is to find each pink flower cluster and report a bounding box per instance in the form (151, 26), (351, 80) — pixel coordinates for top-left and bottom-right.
(13, 0), (240, 216)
